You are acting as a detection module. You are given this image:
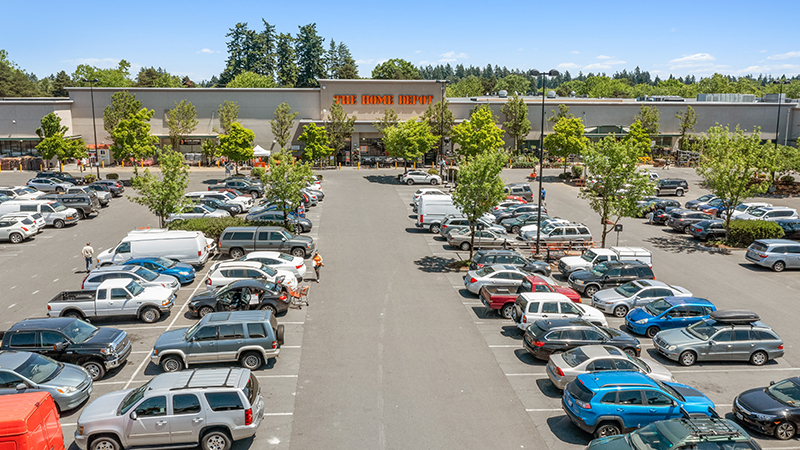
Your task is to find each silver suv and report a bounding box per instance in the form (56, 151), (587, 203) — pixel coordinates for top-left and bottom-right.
(74, 368), (265, 450)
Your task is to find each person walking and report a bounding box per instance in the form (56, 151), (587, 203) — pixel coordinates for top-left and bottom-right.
(82, 242), (94, 272)
(540, 188), (547, 207)
(312, 250), (324, 283)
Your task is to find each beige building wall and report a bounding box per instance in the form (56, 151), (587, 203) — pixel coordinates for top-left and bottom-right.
(0, 99), (73, 139)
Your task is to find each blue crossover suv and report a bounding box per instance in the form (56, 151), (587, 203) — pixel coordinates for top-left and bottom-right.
(562, 371), (716, 439)
(625, 297), (716, 338)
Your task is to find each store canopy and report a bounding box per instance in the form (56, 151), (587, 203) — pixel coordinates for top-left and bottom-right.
(253, 145), (270, 157)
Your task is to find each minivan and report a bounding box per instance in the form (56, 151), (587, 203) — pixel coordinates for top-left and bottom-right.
(97, 229), (211, 267)
(417, 195), (463, 233)
(746, 239), (800, 272)
(0, 200), (79, 228)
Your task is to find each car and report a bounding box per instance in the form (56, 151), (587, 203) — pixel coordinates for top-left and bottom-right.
(36, 171), (82, 185)
(0, 217), (35, 243)
(482, 274), (581, 317)
(0, 211), (45, 233)
(245, 209), (312, 233)
(66, 186), (110, 207)
(241, 251), (308, 280)
(684, 194), (718, 210)
(189, 196), (240, 215)
(188, 279), (290, 317)
(648, 205), (680, 225)
(82, 264), (181, 292)
(218, 226), (316, 259)
(500, 213), (553, 234)
(687, 219), (727, 241)
(123, 257), (197, 284)
(463, 264), (531, 295)
(624, 297), (716, 338)
(26, 178), (72, 193)
(491, 199), (526, 213)
(164, 204), (230, 223)
(493, 204), (546, 222)
(733, 376), (800, 440)
(568, 261), (656, 298)
(90, 180), (124, 196)
(210, 179), (264, 197)
(468, 249), (551, 276)
(85, 182), (115, 200)
(666, 209), (715, 233)
(518, 217), (570, 238)
(775, 218), (800, 240)
(0, 186), (44, 200)
(74, 368), (265, 450)
(745, 239), (800, 272)
(513, 293), (608, 331)
(411, 187), (447, 206)
(729, 202), (773, 219)
(0, 350), (92, 412)
(0, 317), (131, 381)
(439, 216), (504, 238)
(522, 318), (640, 360)
(654, 178), (689, 196)
(185, 191), (252, 211)
(695, 198), (728, 216)
(40, 193), (99, 219)
(562, 371), (716, 439)
(150, 310), (283, 372)
(447, 228), (511, 251)
(504, 183), (534, 201)
(519, 222), (593, 244)
(586, 417), (761, 449)
(401, 170), (441, 185)
(591, 280), (692, 318)
(546, 345), (675, 390)
(205, 260), (298, 291)
(653, 310), (784, 366)
(737, 206), (800, 222)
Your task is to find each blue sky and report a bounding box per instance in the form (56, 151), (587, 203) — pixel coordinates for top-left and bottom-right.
(4, 0), (799, 82)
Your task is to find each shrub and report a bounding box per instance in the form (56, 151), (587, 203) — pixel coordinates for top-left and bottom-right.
(428, 168), (439, 175)
(571, 165), (584, 179)
(558, 172), (572, 180)
(251, 167), (266, 179)
(779, 175), (795, 183)
(106, 173), (119, 180)
(726, 220), (784, 247)
(83, 174), (97, 183)
(509, 161), (538, 169)
(166, 217), (294, 241)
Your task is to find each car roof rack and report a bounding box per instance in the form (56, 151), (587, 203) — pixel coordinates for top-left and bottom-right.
(709, 310), (760, 324)
(680, 416), (742, 438)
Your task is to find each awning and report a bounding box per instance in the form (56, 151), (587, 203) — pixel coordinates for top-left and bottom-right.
(253, 145), (270, 157)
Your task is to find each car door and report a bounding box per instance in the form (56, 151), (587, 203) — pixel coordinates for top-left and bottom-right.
(642, 389), (678, 422)
(125, 396), (170, 446)
(730, 329), (756, 361)
(662, 305), (693, 329)
(706, 330), (734, 361)
(619, 267), (639, 285)
(582, 328), (607, 346)
(0, 370), (32, 396)
(615, 390), (649, 429)
(630, 288), (662, 309)
(602, 268), (623, 288)
(39, 331), (76, 364)
(539, 301), (560, 320)
(786, 245), (800, 268)
(169, 393), (206, 444)
(556, 329), (584, 352)
(559, 302), (582, 319)
(186, 326), (219, 363)
(105, 287), (132, 316)
(112, 241), (132, 265)
(215, 323), (246, 363)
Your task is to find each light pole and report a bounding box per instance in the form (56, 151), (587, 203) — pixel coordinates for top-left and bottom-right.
(436, 79), (450, 170)
(773, 78), (790, 151)
(530, 69), (559, 255)
(82, 78), (101, 179)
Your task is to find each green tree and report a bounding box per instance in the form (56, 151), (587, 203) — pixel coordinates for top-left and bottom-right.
(226, 71), (276, 88)
(447, 75), (483, 97)
(262, 149), (314, 229)
(501, 95), (531, 151)
(675, 105), (698, 151)
(383, 119), (439, 172)
(333, 42), (358, 79)
(547, 104), (574, 123)
(219, 22), (276, 85)
(215, 101), (240, 135)
(218, 122), (255, 173)
(762, 144), (800, 182)
(103, 91), (142, 141)
(623, 120), (652, 154)
(695, 125), (772, 229)
(423, 99), (455, 161)
(371, 59), (420, 80)
(0, 50), (41, 97)
(634, 104), (660, 143)
(109, 108), (159, 175)
(276, 33), (298, 87)
(51, 70), (71, 97)
(201, 139), (218, 165)
(35, 112), (69, 139)
(295, 23), (326, 88)
(130, 146), (191, 227)
(451, 105), (505, 158)
(72, 60), (133, 87)
(166, 100), (198, 150)
(373, 108), (399, 138)
(37, 136), (88, 167)
(494, 74), (530, 95)
(298, 123), (333, 167)
(451, 149), (507, 259)
(579, 137), (653, 246)
(323, 101), (356, 163)
(270, 102), (298, 149)
(544, 116), (589, 173)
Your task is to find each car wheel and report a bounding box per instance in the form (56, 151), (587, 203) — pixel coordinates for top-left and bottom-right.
(56, 188), (65, 194)
(229, 247), (245, 259)
(676, 188), (684, 196)
(249, 190), (259, 197)
(679, 350), (697, 366)
(645, 326), (660, 338)
(276, 324), (285, 346)
(406, 179), (414, 185)
(775, 421), (797, 440)
(460, 241), (471, 251)
(499, 303), (515, 319)
(682, 224), (691, 233)
(260, 304), (277, 316)
(201, 430), (232, 450)
(594, 422), (622, 439)
(90, 436), (121, 450)
(511, 225), (520, 234)
(623, 348), (637, 358)
(584, 285), (599, 298)
(613, 305), (629, 318)
(77, 209), (85, 220)
(291, 247), (306, 258)
(140, 307), (161, 323)
(773, 261), (786, 272)
(240, 351), (263, 370)
(749, 350), (768, 366)
(9, 232), (23, 244)
(430, 178), (438, 185)
(429, 223), (440, 234)
(160, 355), (184, 372)
(63, 310), (83, 320)
(82, 360), (106, 381)
(53, 219), (65, 229)
(198, 306), (215, 317)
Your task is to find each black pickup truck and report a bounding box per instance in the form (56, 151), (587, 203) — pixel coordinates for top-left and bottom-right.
(0, 317), (131, 381)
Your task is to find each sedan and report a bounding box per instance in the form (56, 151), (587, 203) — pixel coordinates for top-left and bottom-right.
(190, 197), (239, 216)
(188, 279), (290, 317)
(447, 228), (511, 251)
(0, 350), (93, 411)
(501, 213), (552, 234)
(685, 194), (718, 210)
(123, 257), (196, 284)
(688, 219), (727, 241)
(26, 177), (72, 193)
(591, 280), (692, 318)
(165, 204), (229, 223)
(90, 180), (124, 196)
(242, 250), (308, 280)
(402, 170), (441, 185)
(733, 377), (800, 440)
(0, 186), (44, 200)
(464, 264), (529, 295)
(546, 344), (675, 390)
(494, 204), (545, 222)
(82, 265), (181, 292)
(0, 217), (36, 244)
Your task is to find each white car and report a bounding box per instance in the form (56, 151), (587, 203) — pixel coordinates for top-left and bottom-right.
(185, 191), (252, 212)
(402, 170), (442, 186)
(241, 251), (308, 281)
(0, 212), (45, 233)
(736, 206), (799, 222)
(412, 188), (447, 211)
(0, 216), (36, 243)
(513, 292), (608, 331)
(519, 218), (570, 239)
(464, 264), (529, 295)
(0, 186), (44, 200)
(205, 260), (298, 291)
(729, 202), (774, 219)
(591, 280), (692, 318)
(492, 200), (526, 212)
(165, 204), (229, 223)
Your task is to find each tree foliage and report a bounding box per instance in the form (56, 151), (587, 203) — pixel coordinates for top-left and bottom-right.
(382, 119), (439, 169)
(51, 71), (72, 97)
(323, 101), (356, 159)
(166, 100), (198, 149)
(423, 99), (455, 159)
(547, 104), (574, 123)
(270, 102), (298, 149)
(262, 149), (314, 228)
(72, 60), (133, 87)
(218, 122), (255, 171)
(219, 21), (277, 85)
(451, 106), (505, 158)
(103, 91), (142, 141)
(495, 74), (530, 95)
(501, 95), (531, 151)
(110, 108), (159, 174)
(35, 112), (69, 139)
(634, 104), (660, 142)
(215, 101), (240, 135)
(276, 33), (298, 88)
(447, 75), (484, 97)
(226, 71), (277, 88)
(544, 116), (589, 172)
(130, 146), (191, 227)
(295, 23), (326, 88)
(0, 50), (44, 97)
(373, 108), (399, 138)
(371, 59), (421, 80)
(675, 105), (698, 150)
(298, 123), (333, 165)
(35, 112), (87, 165)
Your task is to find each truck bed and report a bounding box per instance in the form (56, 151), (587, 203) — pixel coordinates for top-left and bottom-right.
(49, 290), (96, 303)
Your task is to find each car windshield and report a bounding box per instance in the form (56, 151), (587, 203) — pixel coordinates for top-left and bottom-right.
(63, 319), (98, 343)
(280, 230), (293, 240)
(154, 257), (176, 268)
(644, 299), (672, 316)
(476, 266), (496, 277)
(615, 282), (641, 298)
(14, 353), (63, 384)
(749, 209), (767, 217)
(686, 319), (721, 341)
(21, 188), (37, 194)
(767, 379), (800, 406)
(580, 250), (598, 263)
(539, 276), (557, 286)
(118, 379), (153, 415)
(735, 204), (749, 212)
(126, 281), (144, 297)
(51, 202), (67, 212)
(278, 253), (293, 262)
(134, 267), (158, 281)
(629, 355), (649, 373)
(628, 420), (687, 450)
(562, 348), (589, 367)
(655, 379), (685, 402)
(590, 263), (610, 277)
(540, 224), (556, 234)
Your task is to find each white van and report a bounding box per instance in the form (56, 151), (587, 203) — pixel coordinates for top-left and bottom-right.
(0, 200), (79, 228)
(97, 229), (211, 267)
(417, 195), (463, 233)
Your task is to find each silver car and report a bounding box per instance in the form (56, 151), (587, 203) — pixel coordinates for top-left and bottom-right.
(84, 265), (180, 292)
(591, 279), (692, 318)
(546, 345), (675, 390)
(745, 239), (800, 272)
(463, 264), (529, 295)
(402, 170), (442, 186)
(447, 228), (511, 251)
(26, 177), (73, 193)
(0, 350), (92, 411)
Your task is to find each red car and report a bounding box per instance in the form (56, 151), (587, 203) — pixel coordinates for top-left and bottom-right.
(479, 274), (581, 319)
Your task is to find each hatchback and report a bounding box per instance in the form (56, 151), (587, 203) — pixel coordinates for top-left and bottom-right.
(745, 239), (800, 272)
(0, 350), (93, 412)
(123, 257), (197, 284)
(625, 297), (716, 338)
(547, 345), (675, 390)
(562, 371), (715, 439)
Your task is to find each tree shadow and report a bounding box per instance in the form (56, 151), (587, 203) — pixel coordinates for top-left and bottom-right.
(363, 175), (399, 185)
(536, 378), (562, 399)
(414, 255), (456, 273)
(644, 235), (732, 255)
(547, 416), (590, 445)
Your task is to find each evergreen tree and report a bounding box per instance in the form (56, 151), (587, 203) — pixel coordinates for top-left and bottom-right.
(334, 43), (358, 79)
(276, 33), (298, 87)
(51, 71), (72, 97)
(219, 23), (249, 85)
(295, 23), (326, 88)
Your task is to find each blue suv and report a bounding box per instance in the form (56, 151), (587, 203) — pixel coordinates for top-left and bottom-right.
(562, 372), (716, 439)
(625, 297), (716, 338)
(124, 257), (197, 284)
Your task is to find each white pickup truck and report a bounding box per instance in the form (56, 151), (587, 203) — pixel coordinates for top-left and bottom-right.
(558, 247), (652, 277)
(47, 279), (174, 323)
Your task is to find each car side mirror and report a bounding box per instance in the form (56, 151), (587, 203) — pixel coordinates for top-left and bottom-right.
(708, 340), (715, 345)
(53, 342), (69, 351)
(281, 238), (287, 242)
(770, 380), (776, 386)
(130, 411), (138, 420)
(126, 294), (132, 299)
(15, 383), (26, 391)
(664, 315), (672, 320)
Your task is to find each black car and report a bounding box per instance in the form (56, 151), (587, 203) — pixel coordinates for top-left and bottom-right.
(522, 318), (641, 360)
(640, 199), (682, 218)
(0, 317), (131, 381)
(568, 261), (655, 298)
(776, 219), (800, 240)
(667, 209), (714, 233)
(188, 279), (290, 317)
(194, 197), (239, 216)
(40, 193), (99, 219)
(469, 249), (551, 276)
(494, 205), (545, 222)
(649, 205), (680, 225)
(37, 171), (82, 185)
(688, 219), (727, 241)
(733, 377), (800, 440)
(91, 180), (124, 196)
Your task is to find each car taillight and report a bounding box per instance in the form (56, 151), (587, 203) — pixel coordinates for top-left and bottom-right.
(574, 398), (592, 409)
(244, 408), (253, 425)
(47, 304), (51, 311)
(279, 294), (287, 300)
(469, 277), (477, 283)
(198, 251), (202, 256)
(21, 227), (28, 232)
(296, 264), (304, 269)
(556, 366), (565, 377)
(533, 340), (545, 347)
(272, 340), (277, 349)
(419, 214), (423, 223)
(779, 344), (784, 350)
(477, 263), (484, 269)
(206, 278), (212, 285)
(759, 254), (768, 258)
(522, 315), (527, 323)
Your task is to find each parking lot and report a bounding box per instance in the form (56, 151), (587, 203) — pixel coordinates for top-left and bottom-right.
(2, 165), (800, 449)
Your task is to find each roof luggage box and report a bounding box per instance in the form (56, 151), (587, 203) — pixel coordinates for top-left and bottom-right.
(710, 310), (760, 324)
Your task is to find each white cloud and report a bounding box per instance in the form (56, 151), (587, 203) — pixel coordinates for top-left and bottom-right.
(732, 64), (800, 74)
(557, 62), (581, 69)
(759, 49), (767, 53)
(414, 50), (421, 54)
(571, 50), (580, 54)
(196, 48), (218, 54)
(584, 63), (611, 70)
(596, 55), (613, 60)
(355, 58), (375, 64)
(669, 27), (675, 32)
(438, 51), (468, 63)
(417, 60), (432, 65)
(669, 53), (716, 63)
(767, 51), (800, 60)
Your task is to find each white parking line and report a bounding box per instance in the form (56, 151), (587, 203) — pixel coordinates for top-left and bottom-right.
(488, 345), (521, 348)
(256, 374), (298, 378)
(7, 304), (15, 309)
(53, 278), (59, 282)
(32, 290), (39, 295)
(525, 408), (561, 412)
(282, 322), (305, 325)
(264, 412), (293, 416)
(463, 302), (483, 305)
(280, 346), (301, 349)
(506, 372), (546, 376)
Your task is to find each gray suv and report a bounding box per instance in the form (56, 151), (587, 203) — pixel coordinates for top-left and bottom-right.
(74, 368), (264, 450)
(150, 310), (284, 372)
(219, 226), (315, 259)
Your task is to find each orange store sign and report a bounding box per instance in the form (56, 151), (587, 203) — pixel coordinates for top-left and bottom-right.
(334, 94), (435, 106)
